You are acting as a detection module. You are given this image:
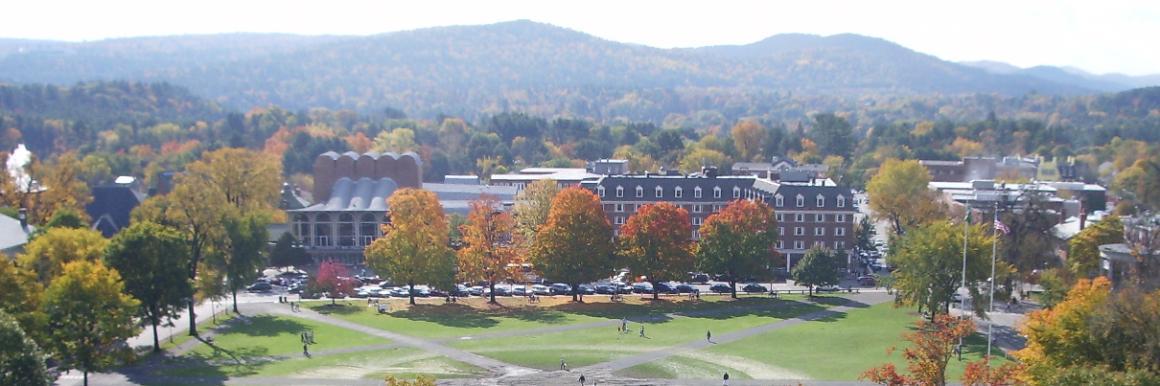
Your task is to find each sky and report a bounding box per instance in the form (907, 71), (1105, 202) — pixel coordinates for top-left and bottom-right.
(3, 0), (1158, 75)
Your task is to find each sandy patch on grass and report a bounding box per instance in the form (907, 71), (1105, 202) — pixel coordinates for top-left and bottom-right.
(677, 351), (810, 380)
(289, 352), (438, 379)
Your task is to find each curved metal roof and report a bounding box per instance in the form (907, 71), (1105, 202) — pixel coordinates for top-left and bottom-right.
(296, 177), (398, 212)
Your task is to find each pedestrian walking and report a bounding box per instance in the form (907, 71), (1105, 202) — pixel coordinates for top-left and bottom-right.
(723, 371), (730, 385)
(560, 357), (567, 371)
(579, 373), (586, 385)
(303, 343), (309, 356)
(707, 329), (712, 343)
(639, 324), (645, 338)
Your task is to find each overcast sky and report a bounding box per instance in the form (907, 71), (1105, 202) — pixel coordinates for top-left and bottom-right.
(3, 0), (1157, 75)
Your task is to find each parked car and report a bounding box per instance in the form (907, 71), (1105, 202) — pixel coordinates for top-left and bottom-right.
(654, 282), (678, 294)
(428, 288), (448, 297)
(616, 284), (634, 294)
(595, 284), (618, 294)
(631, 282), (653, 294)
(710, 283), (732, 293)
(532, 284), (551, 295)
(451, 284), (469, 297)
(690, 273), (710, 284)
(816, 285), (841, 293)
(410, 287), (431, 297)
(675, 283), (696, 293)
(549, 283), (572, 295)
(742, 283), (768, 293)
(577, 284), (596, 295)
(468, 286), (485, 296)
(246, 282), (272, 292)
(512, 286), (529, 296)
(299, 291), (321, 299)
(492, 286), (512, 296)
(857, 276), (876, 286)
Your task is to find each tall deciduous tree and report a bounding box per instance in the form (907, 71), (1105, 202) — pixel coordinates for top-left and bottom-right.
(0, 260), (44, 345)
(619, 202), (694, 300)
(217, 213), (269, 313)
(42, 260), (139, 386)
(2, 152), (93, 226)
(513, 179), (561, 243)
(104, 222), (193, 353)
(867, 159), (944, 236)
(1067, 215), (1123, 278)
(696, 199), (778, 299)
(365, 188), (456, 305)
(0, 310), (52, 386)
(19, 226), (108, 284)
(313, 260), (358, 305)
(891, 221), (995, 320)
(861, 314), (979, 386)
(270, 232), (311, 268)
(458, 196), (520, 304)
(730, 120), (765, 161)
(810, 113), (854, 158)
(528, 187), (613, 302)
(792, 246), (840, 296)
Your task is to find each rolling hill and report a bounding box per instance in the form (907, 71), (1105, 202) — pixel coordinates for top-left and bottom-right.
(0, 20), (1150, 119)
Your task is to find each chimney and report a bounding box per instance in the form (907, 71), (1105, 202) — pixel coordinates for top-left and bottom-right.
(1079, 211), (1087, 230)
(18, 208), (27, 229)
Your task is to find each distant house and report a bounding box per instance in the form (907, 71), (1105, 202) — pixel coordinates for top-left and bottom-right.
(0, 211), (34, 256)
(1099, 213), (1158, 286)
(490, 167), (600, 190)
(920, 156), (1039, 182)
(85, 176), (145, 237)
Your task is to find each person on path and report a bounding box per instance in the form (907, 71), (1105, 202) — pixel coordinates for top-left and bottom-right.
(579, 373), (586, 385)
(707, 329), (712, 343)
(560, 357), (567, 371)
(639, 324), (645, 338)
(723, 371), (730, 385)
(303, 343), (309, 357)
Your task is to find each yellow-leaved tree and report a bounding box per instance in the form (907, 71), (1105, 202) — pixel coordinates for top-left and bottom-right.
(365, 188), (456, 305)
(457, 195), (521, 304)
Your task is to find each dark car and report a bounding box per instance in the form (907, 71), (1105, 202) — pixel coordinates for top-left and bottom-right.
(617, 284), (634, 294)
(595, 284), (618, 294)
(246, 282), (272, 292)
(549, 283), (572, 295)
(690, 273), (710, 284)
(675, 283), (696, 293)
(532, 284), (551, 295)
(857, 276), (876, 286)
(451, 284), (469, 297)
(492, 286), (512, 297)
(654, 282), (678, 294)
(742, 283), (768, 293)
(577, 284), (596, 295)
(428, 288), (448, 297)
(816, 285), (841, 293)
(468, 286), (485, 296)
(631, 282), (653, 294)
(410, 288), (430, 297)
(710, 283), (732, 293)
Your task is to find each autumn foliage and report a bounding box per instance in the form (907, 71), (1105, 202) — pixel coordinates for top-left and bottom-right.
(861, 314), (978, 386)
(457, 195), (520, 303)
(365, 188), (456, 305)
(313, 260), (358, 305)
(619, 202), (694, 299)
(528, 187), (613, 302)
(695, 199), (777, 298)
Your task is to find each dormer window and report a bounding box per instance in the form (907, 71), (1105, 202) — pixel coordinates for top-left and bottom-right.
(598, 187), (606, 197)
(655, 186), (663, 198)
(837, 195), (846, 208)
(817, 194), (825, 207)
(713, 186), (722, 198)
(775, 194), (783, 207)
(796, 194), (804, 207)
(675, 186), (683, 198)
(732, 187), (741, 199)
(636, 186), (644, 198)
(616, 186), (624, 198)
(694, 186), (702, 198)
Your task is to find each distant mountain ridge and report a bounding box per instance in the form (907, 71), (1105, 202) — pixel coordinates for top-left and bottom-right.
(960, 60), (1160, 91)
(0, 20), (1154, 118)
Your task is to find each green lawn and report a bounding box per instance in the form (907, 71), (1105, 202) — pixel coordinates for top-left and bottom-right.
(158, 347), (485, 379)
(617, 356), (751, 380)
(187, 314), (389, 358)
(450, 296), (837, 370)
(701, 302), (1010, 381)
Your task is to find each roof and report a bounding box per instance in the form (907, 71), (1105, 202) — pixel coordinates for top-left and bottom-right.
(920, 160), (964, 166)
(491, 168), (600, 182)
(316, 150), (423, 166)
(289, 177), (397, 212)
(85, 184), (145, 237)
(587, 175), (777, 203)
(1051, 211), (1106, 240)
(0, 215), (33, 253)
(423, 183), (518, 201)
(732, 162), (774, 171)
(771, 182), (855, 210)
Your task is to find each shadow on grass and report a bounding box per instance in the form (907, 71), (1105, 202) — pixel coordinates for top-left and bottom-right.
(224, 315), (311, 338)
(310, 302), (363, 315)
(122, 353), (232, 385)
(391, 303), (501, 329)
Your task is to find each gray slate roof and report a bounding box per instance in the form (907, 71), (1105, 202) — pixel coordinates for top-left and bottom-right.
(0, 215), (33, 253)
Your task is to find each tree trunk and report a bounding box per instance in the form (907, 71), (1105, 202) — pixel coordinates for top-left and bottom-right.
(188, 301), (197, 337)
(729, 280), (737, 299)
(572, 282), (580, 302)
(409, 282), (416, 305)
(232, 288), (239, 313)
(488, 281), (497, 304)
(152, 318), (160, 353)
(652, 279), (659, 300)
(83, 370), (88, 386)
(808, 285), (813, 297)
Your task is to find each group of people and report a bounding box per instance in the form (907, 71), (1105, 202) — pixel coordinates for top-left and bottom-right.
(527, 294), (541, 303)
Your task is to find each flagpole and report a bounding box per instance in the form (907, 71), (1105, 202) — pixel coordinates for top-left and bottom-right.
(958, 205), (969, 359)
(987, 201), (998, 359)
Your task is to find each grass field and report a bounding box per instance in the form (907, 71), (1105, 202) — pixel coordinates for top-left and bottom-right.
(158, 346), (485, 379)
(186, 314), (390, 358)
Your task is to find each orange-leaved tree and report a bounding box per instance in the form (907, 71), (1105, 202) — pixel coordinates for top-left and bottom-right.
(695, 199), (777, 299)
(458, 195), (520, 304)
(861, 314), (976, 386)
(365, 188), (456, 305)
(619, 202), (694, 300)
(528, 187), (613, 302)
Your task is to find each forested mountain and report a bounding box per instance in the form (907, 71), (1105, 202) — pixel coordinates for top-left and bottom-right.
(0, 20), (1146, 120)
(962, 60), (1160, 91)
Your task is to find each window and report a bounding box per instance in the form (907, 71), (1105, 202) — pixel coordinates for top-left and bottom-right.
(817, 194), (825, 207)
(694, 186), (702, 198)
(777, 240), (784, 249)
(775, 194), (784, 207)
(675, 186), (683, 198)
(733, 187), (741, 199)
(779, 227), (785, 236)
(815, 227), (825, 236)
(635, 186), (643, 198)
(836, 227), (846, 236)
(814, 241), (824, 248)
(598, 187), (605, 197)
(693, 204), (703, 213)
(656, 186), (664, 198)
(835, 241), (845, 250)
(713, 186), (722, 198)
(775, 213), (784, 222)
(837, 195), (846, 208)
(615, 216), (625, 225)
(712, 204), (721, 212)
(836, 214), (846, 223)
(795, 213), (804, 222)
(692, 230), (700, 239)
(796, 194), (804, 207)
(794, 240), (804, 250)
(693, 217), (702, 226)
(815, 214), (825, 222)
(616, 186), (624, 198)
(615, 203), (624, 212)
(794, 227), (804, 236)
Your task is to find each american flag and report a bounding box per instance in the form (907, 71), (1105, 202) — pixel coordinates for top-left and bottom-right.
(994, 219), (1010, 235)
